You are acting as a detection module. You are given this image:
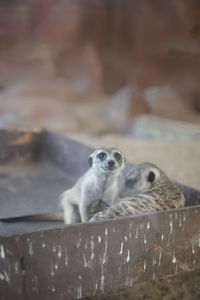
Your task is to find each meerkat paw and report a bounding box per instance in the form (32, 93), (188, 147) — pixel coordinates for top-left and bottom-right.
(89, 211), (107, 222)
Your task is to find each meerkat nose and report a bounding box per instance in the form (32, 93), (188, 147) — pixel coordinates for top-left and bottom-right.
(108, 160), (115, 167)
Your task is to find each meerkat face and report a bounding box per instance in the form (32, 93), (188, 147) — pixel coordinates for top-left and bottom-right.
(125, 163), (163, 194)
(88, 148), (125, 174)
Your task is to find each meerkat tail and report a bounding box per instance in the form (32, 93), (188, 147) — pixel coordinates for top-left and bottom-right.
(1, 213), (64, 222)
(27, 213), (64, 221)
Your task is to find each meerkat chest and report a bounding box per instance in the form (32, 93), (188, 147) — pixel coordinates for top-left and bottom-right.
(92, 176), (110, 197)
(84, 173), (119, 204)
(101, 175), (119, 204)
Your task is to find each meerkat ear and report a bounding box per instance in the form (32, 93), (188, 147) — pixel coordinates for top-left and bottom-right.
(147, 171), (155, 183)
(88, 156), (93, 167)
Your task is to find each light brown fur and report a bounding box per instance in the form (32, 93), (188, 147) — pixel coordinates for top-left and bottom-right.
(90, 163), (185, 222)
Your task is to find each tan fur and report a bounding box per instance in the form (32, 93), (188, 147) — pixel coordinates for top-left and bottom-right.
(90, 163), (185, 222)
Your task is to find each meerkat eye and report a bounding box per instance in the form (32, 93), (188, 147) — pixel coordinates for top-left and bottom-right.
(114, 152), (121, 160)
(147, 171), (155, 183)
(98, 152), (106, 160)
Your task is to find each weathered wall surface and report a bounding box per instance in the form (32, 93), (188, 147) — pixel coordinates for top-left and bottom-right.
(1, 0), (200, 89)
(0, 0), (200, 129)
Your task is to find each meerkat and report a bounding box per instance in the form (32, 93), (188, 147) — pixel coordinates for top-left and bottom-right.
(61, 147), (126, 224)
(90, 162), (185, 222)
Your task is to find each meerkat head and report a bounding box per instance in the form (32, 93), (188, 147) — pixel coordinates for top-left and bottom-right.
(124, 162), (185, 207)
(88, 147), (126, 174)
(125, 163), (162, 193)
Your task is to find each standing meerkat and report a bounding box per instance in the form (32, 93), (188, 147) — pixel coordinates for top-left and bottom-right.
(61, 147), (126, 224)
(90, 162), (185, 222)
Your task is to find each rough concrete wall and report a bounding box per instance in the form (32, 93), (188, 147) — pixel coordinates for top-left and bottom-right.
(1, 0), (200, 89)
(0, 0), (200, 127)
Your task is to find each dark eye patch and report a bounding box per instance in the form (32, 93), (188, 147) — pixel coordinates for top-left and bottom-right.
(114, 152), (121, 160)
(147, 171), (155, 183)
(98, 152), (107, 160)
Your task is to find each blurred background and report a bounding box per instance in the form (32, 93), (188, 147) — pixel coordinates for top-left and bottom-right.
(1, 2), (200, 296)
(0, 0), (200, 137)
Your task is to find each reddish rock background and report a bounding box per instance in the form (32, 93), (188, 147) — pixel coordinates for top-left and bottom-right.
(0, 0), (200, 132)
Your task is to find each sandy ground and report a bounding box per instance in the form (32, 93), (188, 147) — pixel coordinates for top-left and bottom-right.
(84, 269), (200, 300)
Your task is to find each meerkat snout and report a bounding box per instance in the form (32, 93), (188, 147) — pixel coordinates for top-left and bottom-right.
(107, 159), (115, 170)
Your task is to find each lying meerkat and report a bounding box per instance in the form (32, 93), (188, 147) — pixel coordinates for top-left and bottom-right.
(61, 147), (126, 224)
(90, 162), (185, 222)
